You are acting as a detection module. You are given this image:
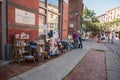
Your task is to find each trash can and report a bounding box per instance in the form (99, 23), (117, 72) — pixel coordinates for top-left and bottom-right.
(5, 44), (13, 60)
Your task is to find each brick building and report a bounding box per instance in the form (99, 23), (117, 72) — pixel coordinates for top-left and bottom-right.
(0, 0), (68, 60)
(0, 0), (83, 60)
(60, 0), (69, 39)
(0, 0), (39, 60)
(7, 0), (39, 43)
(68, 0), (83, 36)
(97, 6), (120, 33)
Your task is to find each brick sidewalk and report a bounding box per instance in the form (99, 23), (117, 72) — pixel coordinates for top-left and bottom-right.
(63, 49), (107, 80)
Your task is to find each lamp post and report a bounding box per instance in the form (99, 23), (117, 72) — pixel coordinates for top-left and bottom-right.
(83, 16), (92, 22)
(82, 16), (92, 39)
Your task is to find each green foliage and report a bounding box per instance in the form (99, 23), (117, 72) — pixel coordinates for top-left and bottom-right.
(82, 6), (100, 35)
(100, 19), (120, 31)
(83, 21), (101, 34)
(111, 19), (120, 26)
(82, 6), (96, 18)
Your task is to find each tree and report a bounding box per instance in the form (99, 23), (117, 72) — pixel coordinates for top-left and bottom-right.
(100, 19), (120, 31)
(82, 6), (100, 35)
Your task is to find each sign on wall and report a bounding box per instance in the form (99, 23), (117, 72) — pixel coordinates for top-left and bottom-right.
(39, 25), (47, 35)
(69, 24), (74, 28)
(15, 8), (35, 25)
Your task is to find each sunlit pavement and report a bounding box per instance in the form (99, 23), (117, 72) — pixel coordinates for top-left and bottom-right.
(105, 40), (120, 59)
(8, 39), (120, 80)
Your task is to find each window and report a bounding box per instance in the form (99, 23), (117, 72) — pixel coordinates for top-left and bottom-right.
(50, 13), (53, 18)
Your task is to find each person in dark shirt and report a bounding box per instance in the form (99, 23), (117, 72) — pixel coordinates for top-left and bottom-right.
(78, 34), (83, 49)
(119, 32), (120, 40)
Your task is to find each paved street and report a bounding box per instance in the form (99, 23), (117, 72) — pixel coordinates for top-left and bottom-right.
(105, 40), (120, 61)
(7, 40), (120, 80)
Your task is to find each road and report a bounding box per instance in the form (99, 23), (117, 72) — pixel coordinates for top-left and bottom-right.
(105, 40), (120, 61)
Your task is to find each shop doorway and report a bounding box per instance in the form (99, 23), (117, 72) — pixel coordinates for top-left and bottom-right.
(0, 2), (2, 59)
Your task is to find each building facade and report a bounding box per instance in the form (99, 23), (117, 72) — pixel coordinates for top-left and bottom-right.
(47, 4), (59, 32)
(97, 14), (106, 23)
(68, 0), (83, 37)
(98, 6), (120, 23)
(38, 0), (68, 39)
(0, 0), (69, 60)
(98, 6), (120, 32)
(105, 6), (120, 22)
(7, 0), (39, 43)
(0, 0), (39, 60)
(60, 0), (69, 39)
(0, 0), (83, 60)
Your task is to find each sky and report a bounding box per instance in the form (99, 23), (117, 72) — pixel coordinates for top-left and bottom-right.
(83, 0), (120, 16)
(48, 0), (58, 6)
(40, 0), (58, 5)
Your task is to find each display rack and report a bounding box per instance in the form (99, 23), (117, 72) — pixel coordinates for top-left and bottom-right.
(12, 38), (28, 63)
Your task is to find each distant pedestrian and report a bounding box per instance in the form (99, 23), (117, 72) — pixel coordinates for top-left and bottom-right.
(110, 32), (114, 44)
(108, 34), (110, 43)
(119, 32), (120, 40)
(111, 35), (114, 44)
(78, 34), (83, 49)
(96, 33), (100, 43)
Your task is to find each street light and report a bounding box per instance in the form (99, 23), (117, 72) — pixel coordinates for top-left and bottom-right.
(83, 16), (92, 22)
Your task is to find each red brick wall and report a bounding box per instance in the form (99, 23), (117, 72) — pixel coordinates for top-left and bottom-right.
(8, 27), (38, 43)
(8, 6), (15, 23)
(62, 1), (68, 39)
(69, 0), (77, 35)
(79, 0), (83, 16)
(9, 0), (39, 11)
(68, 0), (83, 35)
(7, 0), (39, 43)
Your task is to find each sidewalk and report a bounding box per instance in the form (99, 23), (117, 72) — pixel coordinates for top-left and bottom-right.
(9, 46), (89, 80)
(7, 41), (120, 80)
